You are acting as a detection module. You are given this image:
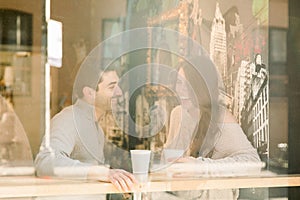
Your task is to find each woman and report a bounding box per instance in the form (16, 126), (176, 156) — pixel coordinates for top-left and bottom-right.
(162, 56), (261, 199)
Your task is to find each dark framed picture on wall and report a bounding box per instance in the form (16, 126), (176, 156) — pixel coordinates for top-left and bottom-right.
(269, 28), (288, 97)
(270, 28), (287, 64)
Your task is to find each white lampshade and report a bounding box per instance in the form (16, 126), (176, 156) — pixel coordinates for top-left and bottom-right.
(4, 67), (14, 87)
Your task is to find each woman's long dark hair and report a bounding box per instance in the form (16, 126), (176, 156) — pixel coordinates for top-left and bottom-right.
(179, 56), (222, 157)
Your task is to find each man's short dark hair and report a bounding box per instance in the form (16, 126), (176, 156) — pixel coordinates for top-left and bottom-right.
(72, 57), (118, 101)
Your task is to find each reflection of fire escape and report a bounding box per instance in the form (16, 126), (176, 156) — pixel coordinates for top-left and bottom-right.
(233, 60), (252, 123)
(210, 3), (227, 92)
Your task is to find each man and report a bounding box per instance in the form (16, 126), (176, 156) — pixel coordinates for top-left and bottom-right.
(35, 66), (137, 193)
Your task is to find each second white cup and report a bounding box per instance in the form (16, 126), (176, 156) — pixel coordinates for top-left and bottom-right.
(163, 149), (184, 163)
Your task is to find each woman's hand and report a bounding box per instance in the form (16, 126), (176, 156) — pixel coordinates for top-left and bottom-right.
(175, 156), (197, 163)
(108, 169), (138, 192)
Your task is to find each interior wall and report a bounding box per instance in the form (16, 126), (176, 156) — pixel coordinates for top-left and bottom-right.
(288, 0), (300, 198)
(269, 98), (288, 158)
(270, 0), (288, 28)
(269, 0), (289, 160)
(0, 0), (43, 156)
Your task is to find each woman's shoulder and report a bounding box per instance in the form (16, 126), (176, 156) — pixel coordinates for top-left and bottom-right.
(218, 110), (243, 134)
(223, 110), (237, 123)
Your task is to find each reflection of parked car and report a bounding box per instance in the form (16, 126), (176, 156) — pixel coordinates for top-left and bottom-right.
(0, 96), (15, 145)
(0, 96), (34, 172)
(257, 141), (268, 163)
(276, 143), (288, 167)
(0, 112), (15, 143)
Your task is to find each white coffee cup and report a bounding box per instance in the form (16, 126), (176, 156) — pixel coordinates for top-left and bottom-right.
(130, 150), (151, 174)
(163, 149), (184, 163)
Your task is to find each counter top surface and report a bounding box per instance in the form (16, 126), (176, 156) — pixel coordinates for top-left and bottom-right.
(0, 171), (300, 198)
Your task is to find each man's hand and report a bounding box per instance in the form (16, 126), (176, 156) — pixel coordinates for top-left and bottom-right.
(108, 169), (138, 192)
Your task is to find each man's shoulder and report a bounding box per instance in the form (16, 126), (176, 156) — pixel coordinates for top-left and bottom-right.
(52, 105), (74, 122)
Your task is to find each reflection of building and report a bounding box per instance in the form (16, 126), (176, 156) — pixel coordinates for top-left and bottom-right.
(240, 63), (269, 160)
(210, 3), (227, 91)
(232, 55), (269, 160)
(225, 9), (244, 105)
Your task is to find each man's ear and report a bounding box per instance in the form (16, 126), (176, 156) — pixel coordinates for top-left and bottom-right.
(82, 86), (95, 99)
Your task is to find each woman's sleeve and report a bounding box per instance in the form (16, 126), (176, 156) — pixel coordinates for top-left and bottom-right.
(190, 123), (263, 176)
(210, 123), (261, 162)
